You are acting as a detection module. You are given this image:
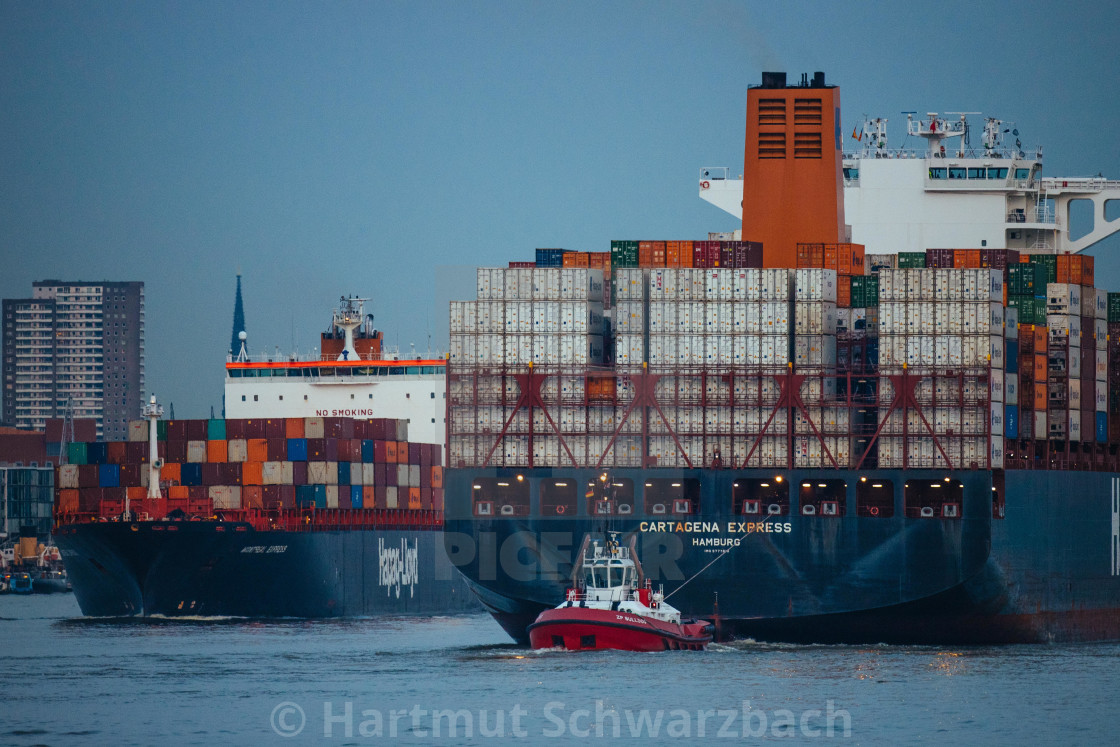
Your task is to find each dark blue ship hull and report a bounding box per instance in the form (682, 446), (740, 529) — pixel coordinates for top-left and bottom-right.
(55, 522), (479, 617)
(443, 468), (1120, 644)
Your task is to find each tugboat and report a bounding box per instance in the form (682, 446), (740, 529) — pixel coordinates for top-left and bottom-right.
(528, 533), (713, 652)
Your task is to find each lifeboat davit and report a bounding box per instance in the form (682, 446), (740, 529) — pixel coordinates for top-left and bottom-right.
(528, 534), (713, 652)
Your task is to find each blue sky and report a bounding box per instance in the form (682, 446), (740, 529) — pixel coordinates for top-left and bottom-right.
(2, 1), (1119, 418)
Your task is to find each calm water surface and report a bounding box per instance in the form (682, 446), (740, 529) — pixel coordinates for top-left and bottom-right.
(2, 594), (1117, 745)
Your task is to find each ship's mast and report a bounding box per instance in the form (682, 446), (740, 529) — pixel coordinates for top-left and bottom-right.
(906, 111), (970, 158)
(333, 296), (368, 361)
(143, 394), (165, 509)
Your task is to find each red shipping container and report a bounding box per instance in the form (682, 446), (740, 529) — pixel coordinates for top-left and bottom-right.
(223, 462), (242, 485)
(243, 485), (263, 509)
(324, 438), (339, 461)
(207, 440), (228, 463)
(120, 463), (141, 487)
(166, 420), (188, 440)
(267, 438), (287, 461)
(421, 487), (433, 510)
(279, 484), (296, 509)
(107, 442), (127, 465)
(243, 419), (267, 438)
(247, 438), (268, 462)
(185, 420), (207, 440)
(292, 461), (307, 485)
(188, 485), (208, 501)
(433, 487), (444, 513)
(374, 485), (387, 509)
(76, 488), (101, 512)
(384, 463), (397, 486)
(837, 275), (851, 308)
(201, 463), (223, 485)
(161, 462), (182, 483)
(408, 443), (421, 465)
(638, 241), (653, 267)
(431, 465), (444, 488)
(285, 418), (304, 439)
(374, 463), (387, 486)
(263, 419), (286, 438)
(78, 465), (99, 488)
(125, 441), (148, 463)
(307, 438), (326, 459)
(225, 419), (248, 439)
(165, 440), (187, 463)
(242, 462), (263, 486)
(508, 261), (535, 268)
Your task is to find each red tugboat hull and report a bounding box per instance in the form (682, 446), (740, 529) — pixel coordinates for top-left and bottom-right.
(528, 607), (712, 652)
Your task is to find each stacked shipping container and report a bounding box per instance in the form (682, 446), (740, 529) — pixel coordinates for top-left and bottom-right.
(55, 417), (444, 519)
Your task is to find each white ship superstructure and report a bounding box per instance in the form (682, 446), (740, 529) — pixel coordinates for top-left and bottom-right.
(700, 111), (1120, 254)
(224, 297), (446, 446)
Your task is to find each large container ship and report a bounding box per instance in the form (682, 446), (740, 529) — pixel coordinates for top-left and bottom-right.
(442, 71), (1120, 644)
(54, 298), (477, 617)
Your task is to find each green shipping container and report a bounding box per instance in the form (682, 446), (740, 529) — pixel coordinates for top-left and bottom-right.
(897, 252), (927, 269)
(207, 419), (226, 440)
(610, 240), (639, 269)
(1108, 292), (1120, 323)
(66, 442), (88, 465)
(156, 420), (168, 441)
(1028, 254), (1057, 285)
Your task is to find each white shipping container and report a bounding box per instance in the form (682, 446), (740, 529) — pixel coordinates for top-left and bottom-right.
(532, 268), (562, 300)
(614, 268), (645, 301)
(1095, 288), (1108, 319)
(1069, 349), (1082, 379)
(532, 335), (559, 365)
(1097, 357), (1108, 382)
(649, 268), (674, 300)
(648, 335), (675, 365)
(210, 485), (241, 510)
(990, 435), (1005, 469)
(1097, 380), (1108, 411)
(1005, 373), (1018, 403)
(614, 333), (644, 366)
(1069, 411), (1082, 442)
(612, 300), (643, 333)
(560, 268), (605, 301)
(1004, 305), (1017, 338)
(795, 268), (838, 302)
(703, 302), (720, 333)
(1069, 378), (1082, 408)
(795, 301), (838, 335)
(761, 269), (791, 301)
(1095, 318), (1108, 351)
(704, 269), (733, 300)
(1046, 283), (1082, 314)
(533, 301), (561, 334)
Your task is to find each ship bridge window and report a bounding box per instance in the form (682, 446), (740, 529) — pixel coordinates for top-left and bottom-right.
(389, 367), (405, 375)
(318, 367), (334, 378)
(586, 476), (634, 516)
(540, 478), (577, 517)
(929, 167), (947, 180)
(968, 168), (986, 179)
(643, 478), (699, 516)
(287, 368), (303, 377)
(798, 480), (847, 517)
(856, 478), (894, 517)
(948, 167), (966, 179)
(472, 477), (529, 517)
(731, 478), (789, 516)
(1015, 168), (1031, 180)
(843, 167), (859, 180)
(988, 167), (1008, 179)
(904, 479), (963, 518)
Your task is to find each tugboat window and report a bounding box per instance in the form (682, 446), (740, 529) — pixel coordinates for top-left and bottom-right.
(585, 477), (634, 515)
(643, 478), (699, 515)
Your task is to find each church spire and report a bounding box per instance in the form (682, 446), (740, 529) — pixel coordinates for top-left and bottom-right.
(230, 273), (246, 357)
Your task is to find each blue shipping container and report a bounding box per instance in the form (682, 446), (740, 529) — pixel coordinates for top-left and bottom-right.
(98, 463), (120, 488)
(296, 484), (326, 508)
(180, 463), (202, 486)
(351, 485), (363, 509)
(287, 438), (308, 462)
(337, 461), (350, 485)
(361, 439), (374, 463)
(1004, 405), (1018, 439)
(1097, 412), (1108, 443)
(207, 419), (226, 440)
(1005, 340), (1018, 373)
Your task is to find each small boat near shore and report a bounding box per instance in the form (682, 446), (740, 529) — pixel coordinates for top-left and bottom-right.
(528, 534), (713, 652)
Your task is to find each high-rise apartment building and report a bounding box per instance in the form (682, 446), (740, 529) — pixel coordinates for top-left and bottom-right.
(2, 281), (144, 441)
